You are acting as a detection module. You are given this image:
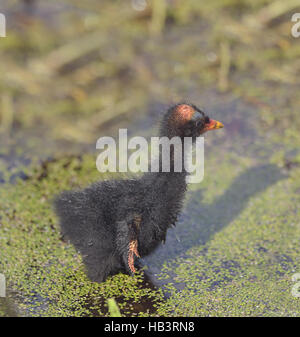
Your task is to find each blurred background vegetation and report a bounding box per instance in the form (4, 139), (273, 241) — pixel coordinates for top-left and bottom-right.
(0, 0), (300, 177)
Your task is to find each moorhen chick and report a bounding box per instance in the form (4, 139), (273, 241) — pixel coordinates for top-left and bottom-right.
(54, 103), (223, 282)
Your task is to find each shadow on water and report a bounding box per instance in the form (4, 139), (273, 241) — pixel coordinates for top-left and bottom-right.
(143, 164), (286, 284)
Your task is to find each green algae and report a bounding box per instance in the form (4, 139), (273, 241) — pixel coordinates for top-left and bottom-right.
(1, 147), (299, 316)
(0, 156), (164, 317)
(154, 156), (300, 316)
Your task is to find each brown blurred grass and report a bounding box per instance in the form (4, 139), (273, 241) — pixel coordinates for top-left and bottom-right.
(0, 0), (299, 151)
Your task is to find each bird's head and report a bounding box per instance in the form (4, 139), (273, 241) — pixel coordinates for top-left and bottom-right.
(161, 103), (224, 139)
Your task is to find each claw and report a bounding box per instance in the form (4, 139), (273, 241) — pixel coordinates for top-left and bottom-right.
(128, 239), (140, 273)
(128, 250), (136, 273)
(130, 239), (140, 258)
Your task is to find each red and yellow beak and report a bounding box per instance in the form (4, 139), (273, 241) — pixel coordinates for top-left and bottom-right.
(203, 119), (224, 132)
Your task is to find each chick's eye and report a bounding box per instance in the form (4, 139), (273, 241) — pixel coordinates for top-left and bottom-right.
(205, 116), (210, 124)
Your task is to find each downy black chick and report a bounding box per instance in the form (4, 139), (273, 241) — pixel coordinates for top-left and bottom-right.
(54, 103), (224, 282)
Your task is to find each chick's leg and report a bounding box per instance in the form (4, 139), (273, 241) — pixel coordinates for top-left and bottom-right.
(128, 215), (141, 274)
(128, 238), (140, 273)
